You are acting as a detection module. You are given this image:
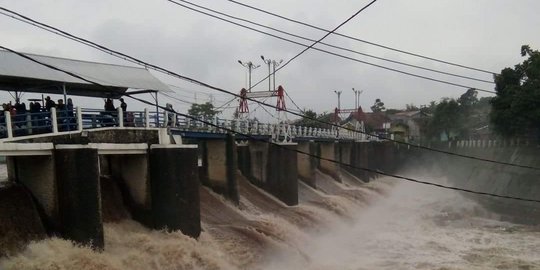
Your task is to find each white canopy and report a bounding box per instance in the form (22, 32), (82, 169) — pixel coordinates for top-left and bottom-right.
(0, 50), (171, 98)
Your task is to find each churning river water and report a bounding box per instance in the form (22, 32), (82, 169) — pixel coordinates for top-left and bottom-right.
(1, 167), (539, 270)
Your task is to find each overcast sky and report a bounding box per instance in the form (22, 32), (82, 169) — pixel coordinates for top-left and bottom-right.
(1, 0), (539, 121)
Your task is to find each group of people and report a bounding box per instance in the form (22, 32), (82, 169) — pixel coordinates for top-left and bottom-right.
(101, 98), (130, 127)
(0, 94), (174, 137)
(104, 98), (127, 112)
(3, 97), (77, 133)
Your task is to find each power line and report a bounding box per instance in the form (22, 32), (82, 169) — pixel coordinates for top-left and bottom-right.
(0, 6), (496, 94)
(1, 8), (537, 171)
(216, 96), (237, 110)
(172, 0), (494, 85)
(161, 1), (496, 94)
(226, 0), (498, 75)
(285, 91), (305, 114)
(8, 45), (538, 203)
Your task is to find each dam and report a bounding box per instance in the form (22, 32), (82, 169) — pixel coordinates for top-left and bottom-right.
(0, 51), (539, 270)
(0, 116), (539, 269)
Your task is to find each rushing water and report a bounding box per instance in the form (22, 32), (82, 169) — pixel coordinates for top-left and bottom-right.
(1, 167), (540, 269)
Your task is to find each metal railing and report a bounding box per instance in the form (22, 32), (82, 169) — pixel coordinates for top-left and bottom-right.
(0, 106), (372, 142)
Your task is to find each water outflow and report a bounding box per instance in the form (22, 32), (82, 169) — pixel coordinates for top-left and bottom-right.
(2, 169), (540, 269)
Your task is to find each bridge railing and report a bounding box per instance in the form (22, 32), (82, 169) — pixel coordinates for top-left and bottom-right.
(167, 114), (369, 141)
(0, 106), (373, 141)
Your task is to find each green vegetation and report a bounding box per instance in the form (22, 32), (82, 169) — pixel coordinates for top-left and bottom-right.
(370, 98), (386, 112)
(490, 45), (540, 138)
(188, 102), (220, 119)
(294, 109), (332, 128)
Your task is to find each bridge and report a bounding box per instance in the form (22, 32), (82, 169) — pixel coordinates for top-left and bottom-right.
(0, 106), (369, 143)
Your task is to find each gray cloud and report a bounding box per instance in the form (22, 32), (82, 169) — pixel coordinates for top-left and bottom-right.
(1, 0), (539, 121)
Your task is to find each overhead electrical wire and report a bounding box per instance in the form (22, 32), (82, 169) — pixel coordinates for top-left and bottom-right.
(0, 6), (496, 94)
(2, 7), (538, 171)
(161, 0), (496, 94)
(5, 44), (539, 203)
(171, 0), (494, 85)
(226, 0), (498, 75)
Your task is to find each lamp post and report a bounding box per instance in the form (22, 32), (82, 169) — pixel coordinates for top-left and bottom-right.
(334, 90), (342, 111)
(261, 56), (272, 91)
(261, 56), (283, 91)
(238, 60), (260, 92)
(352, 88), (363, 109)
(271, 59), (283, 91)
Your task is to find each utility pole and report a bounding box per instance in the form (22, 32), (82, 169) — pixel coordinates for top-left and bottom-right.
(238, 60), (260, 92)
(261, 56), (283, 91)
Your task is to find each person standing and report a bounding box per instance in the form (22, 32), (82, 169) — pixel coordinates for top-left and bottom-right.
(119, 98), (127, 112)
(45, 96), (56, 112)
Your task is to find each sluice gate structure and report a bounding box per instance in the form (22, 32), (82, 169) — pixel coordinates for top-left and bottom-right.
(1, 50), (538, 257)
(0, 109), (401, 254)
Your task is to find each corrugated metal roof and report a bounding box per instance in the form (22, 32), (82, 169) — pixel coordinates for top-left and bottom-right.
(0, 50), (171, 97)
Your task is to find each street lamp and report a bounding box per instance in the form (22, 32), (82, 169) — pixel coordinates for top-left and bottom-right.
(272, 59), (283, 91)
(261, 56), (272, 91)
(352, 88), (363, 109)
(261, 56), (283, 91)
(334, 90), (342, 111)
(238, 60), (260, 91)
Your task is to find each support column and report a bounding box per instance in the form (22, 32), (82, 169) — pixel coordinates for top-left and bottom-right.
(149, 145), (201, 238)
(339, 142), (353, 174)
(353, 142), (370, 182)
(201, 134), (238, 204)
(267, 143), (298, 206)
(318, 141), (341, 182)
(297, 141), (317, 188)
(237, 143), (252, 181)
(55, 145), (103, 250)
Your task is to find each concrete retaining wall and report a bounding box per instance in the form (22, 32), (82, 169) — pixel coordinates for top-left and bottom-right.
(408, 142), (540, 224)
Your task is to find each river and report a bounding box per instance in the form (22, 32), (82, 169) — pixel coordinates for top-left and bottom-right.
(1, 168), (539, 269)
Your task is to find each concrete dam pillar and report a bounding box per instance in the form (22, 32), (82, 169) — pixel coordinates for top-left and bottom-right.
(54, 145), (103, 250)
(106, 144), (201, 238)
(200, 134), (239, 204)
(149, 145), (201, 238)
(267, 143), (299, 206)
(339, 142), (353, 174)
(297, 141), (317, 188)
(5, 144), (103, 250)
(318, 141), (341, 182)
(350, 142), (370, 181)
(239, 140), (299, 206)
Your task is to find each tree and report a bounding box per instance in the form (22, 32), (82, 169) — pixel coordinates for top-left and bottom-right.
(188, 102), (220, 119)
(427, 98), (461, 140)
(370, 98), (385, 112)
(294, 109), (331, 128)
(490, 45), (540, 138)
(458, 88), (478, 108)
(405, 103), (419, 111)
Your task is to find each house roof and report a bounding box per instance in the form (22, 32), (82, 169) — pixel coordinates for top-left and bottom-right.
(393, 110), (421, 117)
(364, 112), (391, 130)
(0, 50), (171, 98)
(343, 107), (390, 130)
